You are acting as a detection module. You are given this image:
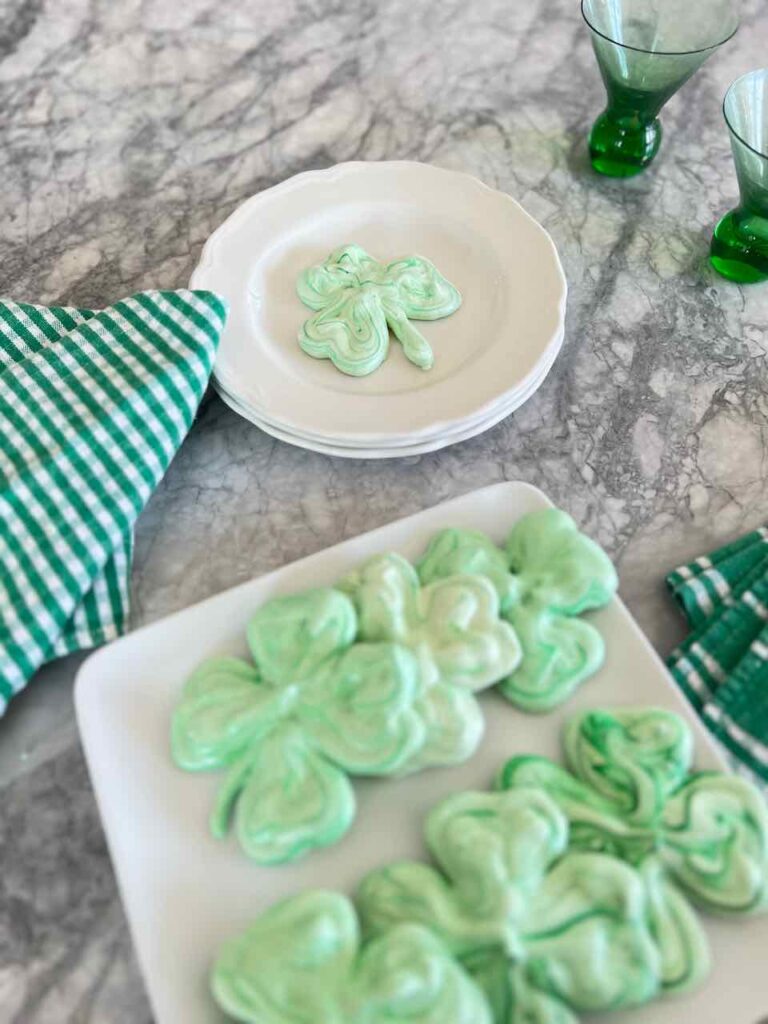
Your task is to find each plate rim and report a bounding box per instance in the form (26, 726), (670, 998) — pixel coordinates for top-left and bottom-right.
(213, 330), (561, 458)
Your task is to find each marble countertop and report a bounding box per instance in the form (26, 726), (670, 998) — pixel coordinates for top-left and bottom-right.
(2, 0), (768, 1019)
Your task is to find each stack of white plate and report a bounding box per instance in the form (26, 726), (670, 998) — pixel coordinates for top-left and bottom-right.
(190, 162), (566, 458)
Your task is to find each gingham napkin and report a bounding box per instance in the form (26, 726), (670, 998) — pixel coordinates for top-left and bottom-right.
(0, 289), (227, 712)
(667, 527), (768, 782)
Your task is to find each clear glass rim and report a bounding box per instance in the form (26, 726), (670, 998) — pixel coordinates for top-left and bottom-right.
(580, 0), (740, 57)
(723, 69), (768, 162)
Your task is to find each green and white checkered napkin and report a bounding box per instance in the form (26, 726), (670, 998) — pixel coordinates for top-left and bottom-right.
(0, 289), (227, 713)
(668, 527), (768, 783)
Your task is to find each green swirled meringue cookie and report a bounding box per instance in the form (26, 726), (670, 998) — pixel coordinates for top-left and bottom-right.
(340, 552), (521, 769)
(171, 586), (426, 864)
(297, 244), (462, 376)
(211, 890), (492, 1024)
(499, 706), (768, 993)
(358, 787), (661, 1023)
(417, 509), (618, 711)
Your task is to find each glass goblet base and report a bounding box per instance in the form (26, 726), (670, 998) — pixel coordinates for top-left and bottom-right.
(710, 210), (768, 284)
(588, 111), (662, 178)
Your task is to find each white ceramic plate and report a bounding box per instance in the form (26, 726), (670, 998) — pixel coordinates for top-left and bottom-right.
(190, 162), (567, 444)
(214, 332), (560, 458)
(75, 482), (768, 1024)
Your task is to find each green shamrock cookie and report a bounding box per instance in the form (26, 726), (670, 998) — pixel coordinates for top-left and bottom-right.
(211, 890), (492, 1024)
(340, 553), (521, 769)
(358, 787), (662, 1023)
(498, 707), (768, 993)
(297, 244), (462, 376)
(171, 587), (425, 864)
(417, 509), (618, 711)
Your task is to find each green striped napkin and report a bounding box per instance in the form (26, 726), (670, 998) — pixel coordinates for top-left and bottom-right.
(0, 289), (227, 712)
(667, 527), (768, 782)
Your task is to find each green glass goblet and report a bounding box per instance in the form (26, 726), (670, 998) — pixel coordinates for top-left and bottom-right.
(582, 0), (739, 178)
(710, 70), (768, 284)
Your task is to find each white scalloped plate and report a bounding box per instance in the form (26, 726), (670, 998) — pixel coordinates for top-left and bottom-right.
(190, 162), (567, 445)
(75, 482), (768, 1024)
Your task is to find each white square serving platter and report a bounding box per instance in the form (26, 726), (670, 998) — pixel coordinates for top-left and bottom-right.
(75, 482), (768, 1024)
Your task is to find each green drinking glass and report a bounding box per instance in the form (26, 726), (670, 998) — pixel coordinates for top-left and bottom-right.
(582, 0), (739, 177)
(710, 70), (768, 284)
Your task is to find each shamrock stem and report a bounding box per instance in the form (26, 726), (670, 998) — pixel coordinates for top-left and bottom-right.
(386, 311), (435, 370)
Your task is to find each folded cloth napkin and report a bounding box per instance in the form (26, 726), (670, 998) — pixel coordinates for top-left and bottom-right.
(0, 289), (227, 712)
(667, 527), (768, 783)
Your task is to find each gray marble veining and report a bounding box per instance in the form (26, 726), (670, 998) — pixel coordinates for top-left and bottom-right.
(1, 0), (767, 1019)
